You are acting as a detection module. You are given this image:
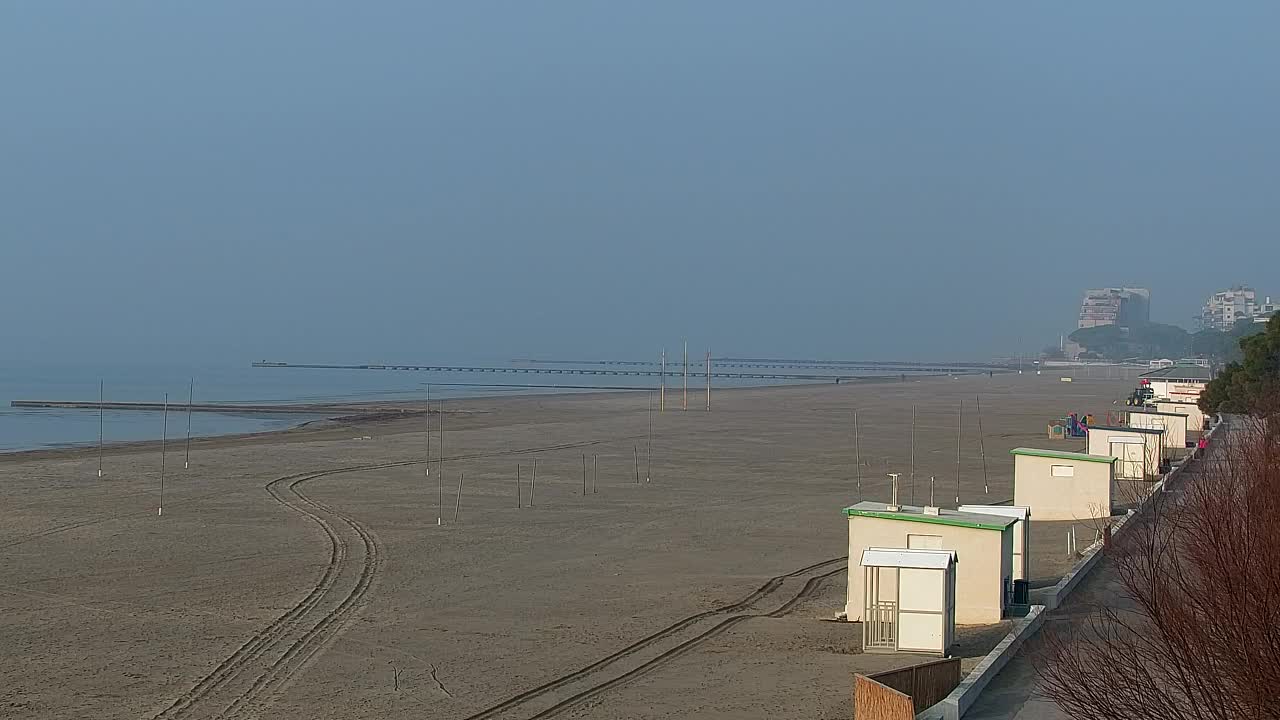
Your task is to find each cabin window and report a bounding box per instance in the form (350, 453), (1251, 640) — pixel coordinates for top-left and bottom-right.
(907, 534), (944, 550)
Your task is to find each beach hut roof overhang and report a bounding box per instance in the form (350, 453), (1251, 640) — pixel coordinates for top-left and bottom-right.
(860, 548), (957, 569)
(1009, 447), (1117, 465)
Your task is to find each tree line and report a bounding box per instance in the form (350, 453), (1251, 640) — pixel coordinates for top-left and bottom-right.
(1066, 319), (1268, 364)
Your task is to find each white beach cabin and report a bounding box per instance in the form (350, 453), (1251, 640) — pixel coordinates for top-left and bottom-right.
(1154, 400), (1207, 436)
(844, 501), (1016, 624)
(861, 548), (957, 656)
(958, 505), (1031, 581)
(1087, 425), (1164, 480)
(1127, 409), (1189, 459)
(1012, 448), (1118, 521)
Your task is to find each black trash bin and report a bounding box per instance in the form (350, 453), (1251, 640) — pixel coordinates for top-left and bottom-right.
(1012, 579), (1030, 605)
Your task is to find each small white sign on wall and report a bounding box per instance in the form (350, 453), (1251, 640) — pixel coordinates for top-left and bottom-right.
(1051, 464), (1075, 477)
(907, 534), (944, 550)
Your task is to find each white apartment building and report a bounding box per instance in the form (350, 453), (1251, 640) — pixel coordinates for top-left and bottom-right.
(1201, 286), (1261, 331)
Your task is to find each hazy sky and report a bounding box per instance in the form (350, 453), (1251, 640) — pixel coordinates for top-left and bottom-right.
(4, 2), (1278, 365)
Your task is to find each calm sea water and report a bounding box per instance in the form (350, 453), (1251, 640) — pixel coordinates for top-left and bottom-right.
(0, 362), (829, 453)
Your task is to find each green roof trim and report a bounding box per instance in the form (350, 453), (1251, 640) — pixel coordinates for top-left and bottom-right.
(1010, 447), (1117, 464)
(842, 507), (1012, 531)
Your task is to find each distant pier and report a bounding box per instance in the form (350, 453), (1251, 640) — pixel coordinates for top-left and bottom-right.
(249, 361), (918, 382)
(512, 357), (998, 372)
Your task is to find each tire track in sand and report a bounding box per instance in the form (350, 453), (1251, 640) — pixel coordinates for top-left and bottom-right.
(216, 463), (395, 717)
(524, 565), (848, 719)
(151, 438), (616, 720)
(461, 558), (848, 720)
(149, 462), (403, 720)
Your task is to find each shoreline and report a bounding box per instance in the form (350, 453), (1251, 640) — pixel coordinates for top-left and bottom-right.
(0, 406), (420, 464)
(0, 379), (879, 464)
(0, 370), (966, 461)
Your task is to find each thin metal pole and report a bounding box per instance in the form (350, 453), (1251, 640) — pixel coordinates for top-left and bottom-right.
(530, 458), (537, 506)
(910, 405), (917, 505)
(705, 349), (710, 411)
(646, 393), (653, 482)
(97, 379), (104, 478)
(184, 377), (193, 469)
(854, 410), (862, 502)
(682, 340), (688, 411)
(516, 465), (522, 508)
(582, 454), (587, 495)
(592, 454), (598, 494)
(977, 396), (989, 494)
(430, 389), (435, 525)
(660, 349), (666, 412)
(955, 401), (963, 505)
(453, 473), (464, 523)
(438, 400), (444, 526)
(633, 445), (639, 483)
(159, 393), (168, 516)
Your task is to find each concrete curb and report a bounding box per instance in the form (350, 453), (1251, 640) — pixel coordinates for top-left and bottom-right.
(916, 606), (1046, 720)
(1039, 541), (1103, 611)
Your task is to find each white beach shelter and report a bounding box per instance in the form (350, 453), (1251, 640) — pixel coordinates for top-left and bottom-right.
(1012, 448), (1118, 521)
(1155, 400), (1207, 434)
(1087, 425), (1163, 480)
(861, 548), (957, 655)
(844, 502), (1016, 624)
(958, 505), (1031, 581)
(1128, 409), (1189, 459)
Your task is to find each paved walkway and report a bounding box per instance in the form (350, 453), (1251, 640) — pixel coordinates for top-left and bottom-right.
(962, 565), (1119, 719)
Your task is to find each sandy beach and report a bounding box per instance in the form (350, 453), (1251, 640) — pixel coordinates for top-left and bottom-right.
(0, 373), (1135, 719)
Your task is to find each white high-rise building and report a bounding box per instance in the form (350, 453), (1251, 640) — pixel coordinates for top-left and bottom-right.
(1200, 286), (1264, 331)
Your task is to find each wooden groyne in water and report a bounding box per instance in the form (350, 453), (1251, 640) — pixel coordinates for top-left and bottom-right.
(10, 400), (421, 416)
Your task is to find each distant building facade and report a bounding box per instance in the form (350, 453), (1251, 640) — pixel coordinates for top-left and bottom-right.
(1139, 364), (1213, 402)
(1256, 296), (1278, 323)
(1078, 287), (1151, 329)
(1200, 286), (1273, 330)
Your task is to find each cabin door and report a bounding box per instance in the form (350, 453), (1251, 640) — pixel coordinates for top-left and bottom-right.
(1111, 438), (1145, 480)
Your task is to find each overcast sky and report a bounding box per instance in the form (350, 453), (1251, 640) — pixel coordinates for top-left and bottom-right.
(4, 2), (1278, 365)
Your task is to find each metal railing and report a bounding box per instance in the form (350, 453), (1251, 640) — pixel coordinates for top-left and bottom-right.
(865, 601), (898, 650)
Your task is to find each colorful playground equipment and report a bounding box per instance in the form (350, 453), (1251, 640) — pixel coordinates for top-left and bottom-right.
(1046, 412), (1093, 440)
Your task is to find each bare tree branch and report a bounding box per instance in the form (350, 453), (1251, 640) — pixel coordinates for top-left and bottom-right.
(1035, 419), (1280, 720)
